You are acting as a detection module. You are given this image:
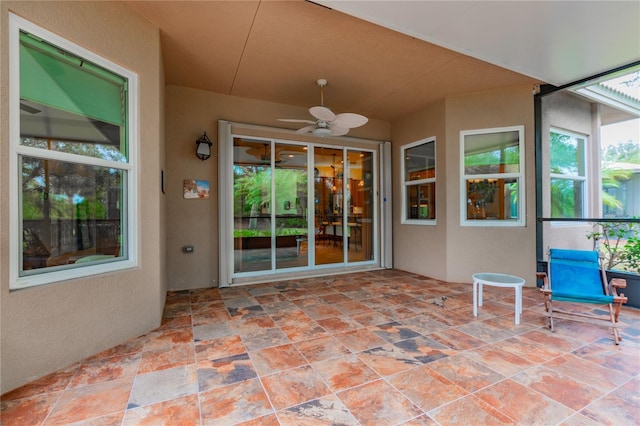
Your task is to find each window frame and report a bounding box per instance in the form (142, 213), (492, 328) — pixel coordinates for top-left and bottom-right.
(549, 127), (588, 221)
(9, 13), (139, 290)
(401, 137), (436, 225)
(460, 125), (525, 227)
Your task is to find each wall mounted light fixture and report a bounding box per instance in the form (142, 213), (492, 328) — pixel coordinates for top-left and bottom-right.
(195, 131), (212, 161)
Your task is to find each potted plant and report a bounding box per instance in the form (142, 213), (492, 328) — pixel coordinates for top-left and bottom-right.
(587, 221), (640, 308)
(233, 227), (308, 250)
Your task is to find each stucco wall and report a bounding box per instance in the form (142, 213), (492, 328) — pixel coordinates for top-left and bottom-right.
(390, 86), (537, 285)
(390, 101), (448, 279)
(444, 86), (537, 284)
(164, 85), (390, 291)
(0, 2), (165, 393)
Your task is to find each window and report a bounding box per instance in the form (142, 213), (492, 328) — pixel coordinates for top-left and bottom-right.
(461, 126), (525, 226)
(10, 14), (137, 289)
(402, 138), (436, 224)
(549, 128), (587, 218)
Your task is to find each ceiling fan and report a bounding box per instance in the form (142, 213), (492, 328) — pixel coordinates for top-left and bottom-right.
(279, 79), (368, 137)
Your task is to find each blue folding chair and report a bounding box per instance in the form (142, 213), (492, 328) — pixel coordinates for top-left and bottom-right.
(536, 248), (628, 344)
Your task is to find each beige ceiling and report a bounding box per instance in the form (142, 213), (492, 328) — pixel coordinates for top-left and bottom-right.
(124, 0), (635, 123)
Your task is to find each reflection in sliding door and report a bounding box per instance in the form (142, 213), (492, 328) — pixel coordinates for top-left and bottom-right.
(233, 138), (273, 273)
(312, 147), (375, 266)
(275, 143), (309, 269)
(347, 150), (374, 263)
(314, 147), (344, 265)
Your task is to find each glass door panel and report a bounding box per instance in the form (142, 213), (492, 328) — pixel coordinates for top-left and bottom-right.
(275, 143), (309, 269)
(314, 147), (344, 265)
(347, 150), (375, 262)
(233, 138), (273, 273)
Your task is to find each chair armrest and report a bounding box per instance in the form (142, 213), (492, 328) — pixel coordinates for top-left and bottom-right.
(610, 278), (627, 289)
(609, 277), (628, 302)
(536, 272), (550, 292)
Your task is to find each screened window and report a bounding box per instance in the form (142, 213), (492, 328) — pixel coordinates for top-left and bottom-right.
(461, 126), (525, 226)
(10, 15), (137, 289)
(402, 138), (436, 223)
(550, 128), (587, 218)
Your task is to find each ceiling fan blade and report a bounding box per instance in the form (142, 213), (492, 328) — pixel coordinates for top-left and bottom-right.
(332, 113), (368, 129)
(278, 118), (315, 124)
(329, 125), (350, 137)
(309, 106), (335, 122)
(295, 125), (316, 134)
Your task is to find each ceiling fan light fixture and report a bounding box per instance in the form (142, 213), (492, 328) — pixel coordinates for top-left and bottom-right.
(312, 127), (332, 137)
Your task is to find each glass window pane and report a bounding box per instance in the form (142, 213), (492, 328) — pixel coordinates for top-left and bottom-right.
(464, 130), (520, 175)
(20, 135), (127, 163)
(404, 142), (435, 181)
(465, 178), (519, 220)
(550, 177), (584, 218)
(406, 183), (435, 220)
(550, 131), (585, 176)
(20, 32), (128, 163)
(601, 116), (640, 218)
(21, 156), (124, 274)
(20, 32), (126, 125)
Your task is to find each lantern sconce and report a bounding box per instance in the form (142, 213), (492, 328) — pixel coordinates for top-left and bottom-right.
(195, 131), (213, 161)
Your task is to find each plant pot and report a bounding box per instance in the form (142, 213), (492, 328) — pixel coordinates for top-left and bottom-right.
(606, 270), (640, 309)
(233, 235), (304, 250)
(234, 236), (270, 250)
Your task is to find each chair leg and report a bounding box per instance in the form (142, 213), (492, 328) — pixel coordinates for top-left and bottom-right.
(612, 301), (623, 323)
(547, 300), (555, 332)
(542, 294), (555, 331)
(607, 303), (622, 345)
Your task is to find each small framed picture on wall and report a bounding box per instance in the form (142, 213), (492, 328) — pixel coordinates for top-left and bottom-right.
(184, 179), (210, 199)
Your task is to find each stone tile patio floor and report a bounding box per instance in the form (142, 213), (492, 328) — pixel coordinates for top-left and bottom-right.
(2, 269), (639, 425)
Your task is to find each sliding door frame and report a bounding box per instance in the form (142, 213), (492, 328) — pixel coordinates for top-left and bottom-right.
(218, 120), (389, 287)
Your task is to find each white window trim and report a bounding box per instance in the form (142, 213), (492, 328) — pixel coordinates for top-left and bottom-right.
(9, 14), (139, 290)
(460, 125), (526, 227)
(549, 127), (589, 225)
(401, 137), (436, 225)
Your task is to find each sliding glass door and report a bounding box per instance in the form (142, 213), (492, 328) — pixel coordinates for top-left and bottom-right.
(231, 136), (376, 280)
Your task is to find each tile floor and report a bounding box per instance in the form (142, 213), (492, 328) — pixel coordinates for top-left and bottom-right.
(2, 269), (640, 425)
